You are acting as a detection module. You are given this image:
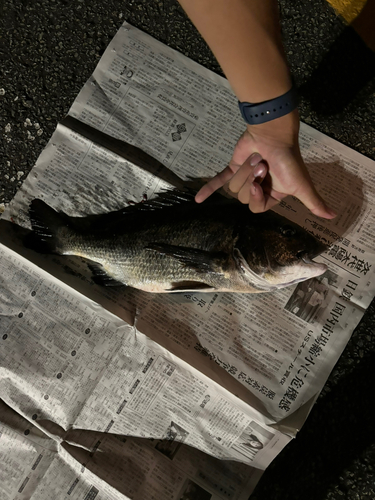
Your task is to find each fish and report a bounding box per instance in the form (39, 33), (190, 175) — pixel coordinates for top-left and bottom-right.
(27, 189), (328, 293)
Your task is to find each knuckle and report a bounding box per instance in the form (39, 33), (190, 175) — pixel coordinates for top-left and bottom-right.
(228, 180), (239, 194)
(237, 189), (250, 204)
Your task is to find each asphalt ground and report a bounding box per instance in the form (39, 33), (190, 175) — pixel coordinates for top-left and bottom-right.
(1, 1), (375, 499)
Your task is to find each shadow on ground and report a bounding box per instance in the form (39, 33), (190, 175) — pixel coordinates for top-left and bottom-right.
(299, 26), (375, 116)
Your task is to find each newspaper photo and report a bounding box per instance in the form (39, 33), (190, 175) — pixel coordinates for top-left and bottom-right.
(1, 22), (375, 500)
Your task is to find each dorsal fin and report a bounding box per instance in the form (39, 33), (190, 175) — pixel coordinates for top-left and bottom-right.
(123, 189), (196, 213)
(120, 188), (231, 215)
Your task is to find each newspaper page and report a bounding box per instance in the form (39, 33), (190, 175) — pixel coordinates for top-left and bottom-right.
(2, 22), (374, 424)
(0, 241), (283, 499)
(0, 400), (262, 500)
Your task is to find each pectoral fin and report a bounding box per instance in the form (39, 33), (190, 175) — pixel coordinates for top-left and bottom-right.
(146, 243), (228, 274)
(167, 281), (215, 292)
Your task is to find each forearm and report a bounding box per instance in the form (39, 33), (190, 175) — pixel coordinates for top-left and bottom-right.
(177, 0), (291, 102)
(183, 1), (335, 218)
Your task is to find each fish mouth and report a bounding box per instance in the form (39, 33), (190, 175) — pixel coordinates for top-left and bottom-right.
(298, 250), (328, 274)
(300, 253), (317, 265)
(272, 251), (324, 270)
(275, 259), (328, 288)
(264, 250), (328, 289)
(300, 252), (326, 269)
(289, 252), (328, 283)
(298, 247), (325, 261)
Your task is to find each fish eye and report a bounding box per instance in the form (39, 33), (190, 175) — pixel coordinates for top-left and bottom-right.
(280, 225), (296, 237)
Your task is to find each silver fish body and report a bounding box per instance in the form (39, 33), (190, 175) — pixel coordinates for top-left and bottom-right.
(28, 190), (327, 293)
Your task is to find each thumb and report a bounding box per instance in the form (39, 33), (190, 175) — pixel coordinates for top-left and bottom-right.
(297, 182), (337, 219)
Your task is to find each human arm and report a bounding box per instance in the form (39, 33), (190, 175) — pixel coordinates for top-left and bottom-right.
(177, 0), (336, 218)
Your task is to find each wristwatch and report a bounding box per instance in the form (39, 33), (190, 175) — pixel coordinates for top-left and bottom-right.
(238, 86), (299, 125)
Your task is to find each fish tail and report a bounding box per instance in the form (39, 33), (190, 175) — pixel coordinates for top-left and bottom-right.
(27, 199), (70, 254)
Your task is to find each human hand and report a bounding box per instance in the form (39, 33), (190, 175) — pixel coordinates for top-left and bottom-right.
(195, 110), (337, 219)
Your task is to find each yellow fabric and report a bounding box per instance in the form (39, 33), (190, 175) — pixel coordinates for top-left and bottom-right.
(326, 0), (367, 23)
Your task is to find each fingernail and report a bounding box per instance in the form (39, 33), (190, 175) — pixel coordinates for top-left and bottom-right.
(249, 153), (262, 166)
(253, 164), (266, 178)
(327, 207), (337, 218)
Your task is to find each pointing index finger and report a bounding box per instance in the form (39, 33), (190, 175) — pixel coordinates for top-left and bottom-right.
(195, 165), (237, 203)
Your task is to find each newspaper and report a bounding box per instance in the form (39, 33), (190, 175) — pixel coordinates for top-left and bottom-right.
(1, 22), (374, 500)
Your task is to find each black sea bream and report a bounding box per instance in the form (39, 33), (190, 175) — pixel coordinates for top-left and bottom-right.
(28, 190), (327, 293)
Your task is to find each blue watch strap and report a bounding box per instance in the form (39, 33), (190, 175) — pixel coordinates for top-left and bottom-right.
(238, 86), (299, 125)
